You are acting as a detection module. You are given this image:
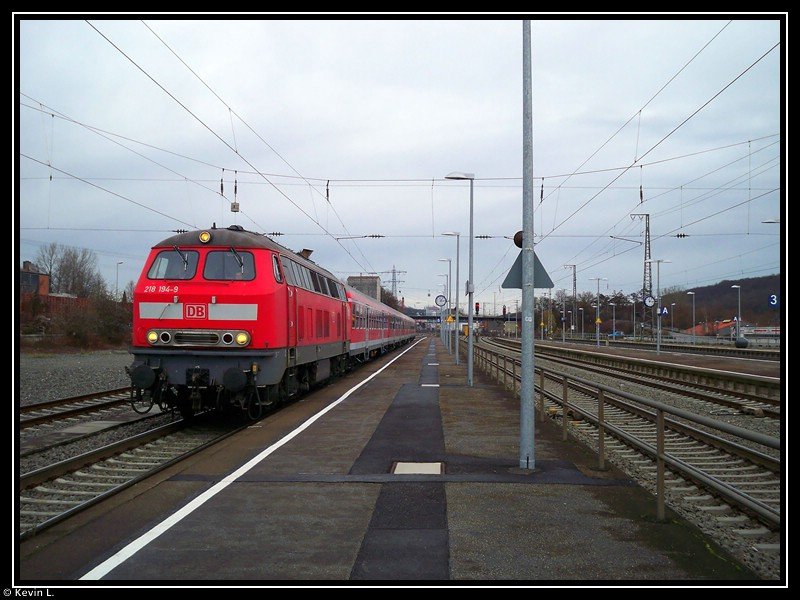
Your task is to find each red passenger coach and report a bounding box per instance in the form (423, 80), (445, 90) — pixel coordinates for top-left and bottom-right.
(346, 287), (416, 361)
(128, 225), (415, 418)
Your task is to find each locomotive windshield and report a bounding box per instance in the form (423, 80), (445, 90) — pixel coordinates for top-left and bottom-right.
(147, 249), (199, 280)
(204, 250), (256, 280)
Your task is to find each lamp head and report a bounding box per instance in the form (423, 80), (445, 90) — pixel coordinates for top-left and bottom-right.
(445, 172), (475, 180)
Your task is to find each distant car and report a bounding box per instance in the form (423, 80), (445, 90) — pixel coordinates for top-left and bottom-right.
(607, 331), (625, 339)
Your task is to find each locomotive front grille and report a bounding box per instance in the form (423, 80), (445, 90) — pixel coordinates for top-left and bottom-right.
(173, 331), (221, 346)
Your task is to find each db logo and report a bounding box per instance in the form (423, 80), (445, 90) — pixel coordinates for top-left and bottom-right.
(184, 304), (208, 319)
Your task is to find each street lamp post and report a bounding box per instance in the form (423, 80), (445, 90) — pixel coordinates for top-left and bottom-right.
(539, 300), (544, 340)
(646, 259), (671, 354)
(442, 232), (460, 364)
(438, 274), (448, 345)
(589, 277), (607, 347)
(567, 310), (572, 340)
(687, 291), (696, 345)
(445, 171), (475, 386)
(579, 307), (584, 339)
(731, 285), (742, 341)
(561, 289), (567, 343)
(438, 258), (452, 353)
(670, 302), (676, 334)
(115, 261), (124, 301)
(609, 302), (616, 340)
(632, 298), (636, 340)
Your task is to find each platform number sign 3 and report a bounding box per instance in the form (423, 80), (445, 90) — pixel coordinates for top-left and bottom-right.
(768, 294), (779, 309)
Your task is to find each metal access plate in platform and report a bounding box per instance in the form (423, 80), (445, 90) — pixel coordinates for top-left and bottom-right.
(392, 462), (444, 475)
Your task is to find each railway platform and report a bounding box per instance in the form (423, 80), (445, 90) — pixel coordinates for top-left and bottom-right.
(19, 336), (757, 582)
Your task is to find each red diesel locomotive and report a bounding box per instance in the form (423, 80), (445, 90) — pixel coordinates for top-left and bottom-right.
(128, 225), (415, 418)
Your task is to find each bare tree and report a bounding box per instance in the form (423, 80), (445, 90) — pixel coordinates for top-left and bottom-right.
(123, 280), (136, 303)
(33, 243), (106, 298)
(35, 242), (61, 279)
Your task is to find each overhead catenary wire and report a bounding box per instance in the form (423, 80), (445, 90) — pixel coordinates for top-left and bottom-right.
(139, 20), (376, 275)
(87, 20), (373, 274)
(558, 188), (779, 284)
(538, 20), (734, 208)
(21, 154), (195, 229)
(20, 96), (266, 232)
(557, 139), (780, 272)
(537, 41), (780, 245)
(20, 97), (778, 186)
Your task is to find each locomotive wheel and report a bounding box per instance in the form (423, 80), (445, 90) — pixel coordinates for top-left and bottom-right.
(130, 389), (154, 414)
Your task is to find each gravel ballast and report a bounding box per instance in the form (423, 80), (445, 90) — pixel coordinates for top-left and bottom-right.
(18, 349), (133, 406)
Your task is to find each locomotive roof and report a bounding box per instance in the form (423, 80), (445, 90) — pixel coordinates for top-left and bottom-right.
(154, 226), (338, 279)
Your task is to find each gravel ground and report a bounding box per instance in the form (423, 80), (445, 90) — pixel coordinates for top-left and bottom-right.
(17, 348), (182, 473)
(505, 356), (783, 580)
(18, 349), (133, 406)
(535, 356), (781, 455)
(20, 411), (179, 474)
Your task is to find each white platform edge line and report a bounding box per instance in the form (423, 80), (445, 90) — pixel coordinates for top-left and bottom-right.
(80, 336), (428, 580)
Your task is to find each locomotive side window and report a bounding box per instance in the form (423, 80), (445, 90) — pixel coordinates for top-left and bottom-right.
(147, 249), (199, 280)
(309, 271), (322, 294)
(296, 265), (311, 291)
(272, 255), (284, 283)
(327, 278), (340, 299)
(203, 250), (255, 280)
(279, 256), (295, 285)
(317, 275), (331, 296)
(282, 259), (293, 284)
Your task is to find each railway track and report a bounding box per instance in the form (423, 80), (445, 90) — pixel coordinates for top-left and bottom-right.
(486, 338), (780, 419)
(20, 387), (133, 428)
(19, 417), (247, 539)
(470, 341), (782, 576)
(561, 337), (780, 360)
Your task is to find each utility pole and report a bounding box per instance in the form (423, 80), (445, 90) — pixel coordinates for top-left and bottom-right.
(631, 213), (652, 336)
(520, 19), (535, 470)
(564, 264), (576, 338)
(589, 277), (607, 346)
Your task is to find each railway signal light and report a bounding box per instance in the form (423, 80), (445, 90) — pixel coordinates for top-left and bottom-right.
(503, 305), (507, 316)
(475, 302), (480, 315)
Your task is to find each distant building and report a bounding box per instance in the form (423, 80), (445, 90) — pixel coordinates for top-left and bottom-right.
(20, 261), (50, 297)
(347, 275), (381, 300)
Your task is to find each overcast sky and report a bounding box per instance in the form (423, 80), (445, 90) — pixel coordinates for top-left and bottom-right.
(16, 17), (784, 314)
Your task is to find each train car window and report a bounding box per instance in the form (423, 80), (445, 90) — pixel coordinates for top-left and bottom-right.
(203, 250), (255, 280)
(299, 266), (311, 291)
(147, 249), (199, 280)
(290, 261), (303, 287)
(320, 275), (331, 296)
(272, 255), (284, 284)
(309, 271), (322, 294)
(317, 276), (331, 297)
(327, 278), (339, 299)
(279, 257), (295, 285)
(295, 265), (307, 290)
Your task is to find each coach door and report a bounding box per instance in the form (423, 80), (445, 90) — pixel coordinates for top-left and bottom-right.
(280, 256), (298, 349)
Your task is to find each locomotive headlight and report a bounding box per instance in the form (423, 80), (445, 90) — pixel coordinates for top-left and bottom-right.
(235, 332), (250, 346)
(147, 330), (158, 344)
(199, 230), (212, 243)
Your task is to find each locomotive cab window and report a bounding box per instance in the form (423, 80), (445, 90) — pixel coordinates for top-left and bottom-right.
(203, 250), (255, 280)
(272, 255), (284, 283)
(147, 249), (199, 280)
